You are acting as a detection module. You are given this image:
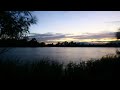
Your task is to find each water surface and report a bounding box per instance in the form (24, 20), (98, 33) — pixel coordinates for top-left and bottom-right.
(1, 47), (119, 64)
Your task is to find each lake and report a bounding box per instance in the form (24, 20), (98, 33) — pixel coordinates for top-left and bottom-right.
(0, 47), (119, 64)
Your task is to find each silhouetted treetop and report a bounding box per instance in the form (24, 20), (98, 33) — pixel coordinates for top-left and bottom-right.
(116, 28), (120, 39)
(0, 11), (37, 40)
(30, 38), (37, 42)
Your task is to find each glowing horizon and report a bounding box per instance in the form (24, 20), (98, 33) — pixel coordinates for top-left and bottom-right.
(46, 38), (117, 43)
(29, 11), (120, 43)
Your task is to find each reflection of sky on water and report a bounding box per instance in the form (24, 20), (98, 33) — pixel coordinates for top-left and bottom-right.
(0, 47), (118, 64)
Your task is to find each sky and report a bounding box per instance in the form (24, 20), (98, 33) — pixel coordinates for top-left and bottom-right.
(29, 11), (120, 43)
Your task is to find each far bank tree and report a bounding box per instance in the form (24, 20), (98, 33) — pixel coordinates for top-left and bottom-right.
(116, 28), (120, 40)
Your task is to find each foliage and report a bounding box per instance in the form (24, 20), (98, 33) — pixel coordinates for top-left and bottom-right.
(116, 28), (120, 39)
(0, 11), (37, 39)
(0, 54), (120, 80)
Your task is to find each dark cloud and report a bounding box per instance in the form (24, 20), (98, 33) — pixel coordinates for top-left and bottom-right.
(29, 33), (54, 37)
(29, 33), (66, 42)
(29, 31), (116, 42)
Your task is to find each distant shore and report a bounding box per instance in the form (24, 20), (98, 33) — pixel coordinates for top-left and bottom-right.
(0, 46), (120, 47)
(0, 38), (120, 47)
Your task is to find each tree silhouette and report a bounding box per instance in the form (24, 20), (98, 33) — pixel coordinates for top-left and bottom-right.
(0, 11), (37, 54)
(30, 38), (37, 42)
(116, 28), (120, 40)
(40, 42), (45, 46)
(0, 11), (37, 40)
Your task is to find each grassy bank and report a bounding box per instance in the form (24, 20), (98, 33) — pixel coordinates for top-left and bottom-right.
(0, 54), (120, 80)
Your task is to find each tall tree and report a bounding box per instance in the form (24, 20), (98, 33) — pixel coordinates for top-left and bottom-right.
(0, 11), (37, 55)
(0, 11), (37, 39)
(116, 28), (120, 40)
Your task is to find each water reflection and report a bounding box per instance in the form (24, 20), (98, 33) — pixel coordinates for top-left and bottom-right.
(0, 47), (119, 64)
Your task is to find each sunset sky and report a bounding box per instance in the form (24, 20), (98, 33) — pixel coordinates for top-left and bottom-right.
(29, 11), (120, 43)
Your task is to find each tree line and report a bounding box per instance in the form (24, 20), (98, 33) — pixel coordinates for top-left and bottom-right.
(0, 37), (120, 47)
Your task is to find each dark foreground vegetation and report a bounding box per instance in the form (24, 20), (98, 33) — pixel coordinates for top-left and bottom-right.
(0, 54), (120, 80)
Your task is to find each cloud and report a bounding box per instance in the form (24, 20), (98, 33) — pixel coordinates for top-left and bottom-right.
(68, 32), (115, 39)
(29, 33), (66, 42)
(29, 31), (116, 42)
(106, 21), (120, 24)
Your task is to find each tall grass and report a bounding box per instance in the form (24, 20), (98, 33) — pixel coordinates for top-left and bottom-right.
(0, 54), (120, 80)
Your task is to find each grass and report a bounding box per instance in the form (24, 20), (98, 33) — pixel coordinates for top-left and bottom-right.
(0, 54), (120, 80)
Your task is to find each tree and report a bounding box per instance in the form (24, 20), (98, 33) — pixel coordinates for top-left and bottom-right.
(116, 28), (120, 40)
(40, 42), (45, 46)
(0, 11), (37, 40)
(0, 11), (37, 54)
(115, 28), (120, 52)
(30, 38), (37, 42)
(56, 42), (61, 46)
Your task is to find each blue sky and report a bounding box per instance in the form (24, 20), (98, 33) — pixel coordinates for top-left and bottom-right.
(29, 11), (120, 43)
